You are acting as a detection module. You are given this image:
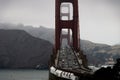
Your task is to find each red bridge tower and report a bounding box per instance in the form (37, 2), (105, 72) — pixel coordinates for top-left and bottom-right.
(55, 0), (80, 52)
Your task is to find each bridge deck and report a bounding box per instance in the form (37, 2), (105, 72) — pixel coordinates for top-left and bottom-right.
(58, 47), (80, 70)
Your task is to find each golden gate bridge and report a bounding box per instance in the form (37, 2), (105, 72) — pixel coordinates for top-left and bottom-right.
(49, 0), (92, 80)
(48, 0), (120, 80)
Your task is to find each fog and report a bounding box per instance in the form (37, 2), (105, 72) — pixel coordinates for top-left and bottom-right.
(0, 0), (120, 45)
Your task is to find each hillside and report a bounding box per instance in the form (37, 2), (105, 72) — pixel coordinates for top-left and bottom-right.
(0, 23), (54, 43)
(0, 29), (53, 69)
(0, 23), (120, 66)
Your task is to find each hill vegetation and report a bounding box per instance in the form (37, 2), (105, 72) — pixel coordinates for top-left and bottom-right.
(0, 23), (119, 68)
(0, 29), (52, 69)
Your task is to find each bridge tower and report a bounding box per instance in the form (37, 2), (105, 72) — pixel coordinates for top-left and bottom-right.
(60, 4), (71, 47)
(49, 1), (90, 79)
(55, 0), (80, 53)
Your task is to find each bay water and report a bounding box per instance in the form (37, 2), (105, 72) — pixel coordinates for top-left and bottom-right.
(0, 69), (48, 80)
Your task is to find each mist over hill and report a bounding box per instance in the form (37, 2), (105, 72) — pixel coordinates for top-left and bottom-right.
(0, 23), (120, 67)
(0, 23), (54, 44)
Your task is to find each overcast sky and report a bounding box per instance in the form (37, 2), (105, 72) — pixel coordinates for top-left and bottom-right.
(0, 0), (120, 45)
